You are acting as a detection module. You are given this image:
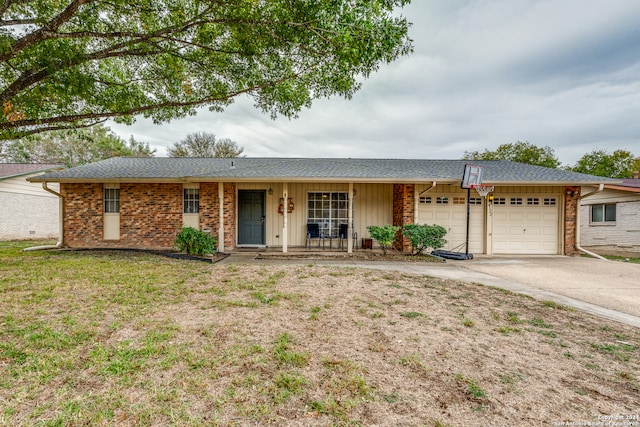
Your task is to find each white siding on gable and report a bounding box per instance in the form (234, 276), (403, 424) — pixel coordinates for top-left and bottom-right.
(0, 174), (59, 197)
(0, 172), (60, 240)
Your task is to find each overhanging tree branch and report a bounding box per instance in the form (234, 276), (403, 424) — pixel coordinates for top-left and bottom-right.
(0, 0), (413, 139)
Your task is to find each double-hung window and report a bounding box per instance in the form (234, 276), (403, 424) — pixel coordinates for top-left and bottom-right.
(590, 204), (616, 224)
(184, 188), (200, 214)
(104, 188), (120, 213)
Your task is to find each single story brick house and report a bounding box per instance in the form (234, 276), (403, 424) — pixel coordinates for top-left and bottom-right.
(1, 163), (64, 240)
(579, 172), (640, 254)
(28, 157), (617, 255)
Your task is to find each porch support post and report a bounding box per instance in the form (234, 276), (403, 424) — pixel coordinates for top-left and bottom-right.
(282, 182), (288, 253)
(348, 182), (354, 253)
(218, 182), (225, 253)
(485, 193), (493, 255)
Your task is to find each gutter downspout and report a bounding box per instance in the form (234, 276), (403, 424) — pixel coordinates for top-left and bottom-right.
(575, 183), (606, 260)
(24, 182), (63, 251)
(418, 181), (437, 197)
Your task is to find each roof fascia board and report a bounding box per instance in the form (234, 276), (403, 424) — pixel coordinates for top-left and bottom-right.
(27, 177), (618, 186)
(186, 177), (461, 184)
(27, 177), (190, 184)
(604, 184), (640, 193)
(484, 180), (620, 186)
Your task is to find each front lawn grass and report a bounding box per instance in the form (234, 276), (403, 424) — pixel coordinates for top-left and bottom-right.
(1, 240), (639, 426)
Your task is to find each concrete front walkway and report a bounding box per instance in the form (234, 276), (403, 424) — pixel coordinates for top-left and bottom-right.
(219, 253), (640, 328)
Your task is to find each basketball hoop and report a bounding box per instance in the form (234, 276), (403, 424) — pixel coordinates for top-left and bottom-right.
(471, 184), (494, 198)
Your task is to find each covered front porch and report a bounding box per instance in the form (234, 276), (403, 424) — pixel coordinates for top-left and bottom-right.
(224, 181), (396, 254)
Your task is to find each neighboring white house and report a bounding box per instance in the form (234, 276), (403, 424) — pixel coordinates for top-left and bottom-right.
(0, 164), (64, 240)
(580, 172), (640, 253)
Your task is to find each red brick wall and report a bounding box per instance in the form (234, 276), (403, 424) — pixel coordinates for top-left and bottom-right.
(119, 183), (182, 248)
(61, 183), (103, 247)
(564, 186), (580, 256)
(392, 184), (415, 253)
(62, 182), (183, 249)
(199, 182), (219, 236)
(223, 183), (236, 250)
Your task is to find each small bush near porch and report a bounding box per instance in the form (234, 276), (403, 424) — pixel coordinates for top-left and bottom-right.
(174, 226), (216, 256)
(402, 224), (447, 255)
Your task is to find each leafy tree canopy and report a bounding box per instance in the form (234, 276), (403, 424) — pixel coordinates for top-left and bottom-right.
(0, 0), (413, 140)
(167, 132), (244, 157)
(462, 141), (561, 168)
(0, 124), (154, 167)
(568, 149), (640, 178)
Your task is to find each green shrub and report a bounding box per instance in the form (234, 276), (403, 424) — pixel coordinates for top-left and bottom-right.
(367, 225), (400, 255)
(401, 224), (447, 255)
(174, 227), (216, 256)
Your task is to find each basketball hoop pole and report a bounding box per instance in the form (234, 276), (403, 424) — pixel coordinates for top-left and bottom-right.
(465, 188), (470, 257)
(461, 164), (484, 259)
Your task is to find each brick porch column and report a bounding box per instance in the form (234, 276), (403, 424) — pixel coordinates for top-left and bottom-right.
(564, 186), (580, 256)
(223, 183), (236, 250)
(392, 183), (414, 253)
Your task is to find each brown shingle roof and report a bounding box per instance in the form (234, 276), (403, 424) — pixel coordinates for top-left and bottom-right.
(0, 163), (64, 179)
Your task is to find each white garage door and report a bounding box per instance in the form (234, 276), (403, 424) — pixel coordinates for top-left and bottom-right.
(417, 194), (484, 253)
(492, 195), (559, 254)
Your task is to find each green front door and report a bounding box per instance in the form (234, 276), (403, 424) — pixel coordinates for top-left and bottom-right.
(238, 190), (265, 245)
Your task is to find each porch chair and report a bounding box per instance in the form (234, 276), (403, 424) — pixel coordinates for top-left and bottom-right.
(306, 223), (324, 250)
(339, 223), (358, 251)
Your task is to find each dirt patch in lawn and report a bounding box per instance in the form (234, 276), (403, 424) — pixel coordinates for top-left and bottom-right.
(161, 264), (639, 426)
(1, 250), (639, 426)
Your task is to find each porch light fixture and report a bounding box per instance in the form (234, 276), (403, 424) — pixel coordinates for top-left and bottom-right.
(268, 187), (273, 195)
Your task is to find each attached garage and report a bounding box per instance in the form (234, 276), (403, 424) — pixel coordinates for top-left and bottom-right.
(491, 194), (560, 254)
(416, 191), (484, 254)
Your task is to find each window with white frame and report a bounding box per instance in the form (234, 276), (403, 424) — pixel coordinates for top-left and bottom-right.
(590, 204), (616, 223)
(307, 192), (349, 238)
(183, 188), (200, 213)
(104, 187), (120, 213)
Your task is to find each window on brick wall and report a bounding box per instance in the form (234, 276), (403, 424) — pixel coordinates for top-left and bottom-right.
(590, 204), (616, 224)
(104, 188), (120, 213)
(184, 188), (200, 213)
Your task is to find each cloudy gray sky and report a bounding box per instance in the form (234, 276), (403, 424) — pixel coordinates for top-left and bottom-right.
(110, 0), (640, 166)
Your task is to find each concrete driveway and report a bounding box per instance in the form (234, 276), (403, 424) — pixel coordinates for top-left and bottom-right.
(462, 256), (640, 317)
(223, 253), (640, 327)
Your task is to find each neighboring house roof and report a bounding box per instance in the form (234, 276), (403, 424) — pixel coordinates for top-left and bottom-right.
(604, 177), (640, 193)
(28, 157), (620, 185)
(0, 163), (64, 181)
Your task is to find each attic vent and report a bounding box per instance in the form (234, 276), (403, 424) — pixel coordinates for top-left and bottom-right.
(230, 161), (235, 169)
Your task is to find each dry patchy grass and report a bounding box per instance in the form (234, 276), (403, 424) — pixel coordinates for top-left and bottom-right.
(1, 241), (639, 426)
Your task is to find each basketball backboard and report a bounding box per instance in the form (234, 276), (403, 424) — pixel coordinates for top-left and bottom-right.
(461, 164), (484, 189)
